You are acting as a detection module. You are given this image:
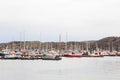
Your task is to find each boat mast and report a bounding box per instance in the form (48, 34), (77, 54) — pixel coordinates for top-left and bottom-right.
(20, 32), (22, 51)
(65, 32), (68, 51)
(96, 42), (99, 52)
(23, 31), (26, 51)
(39, 33), (41, 51)
(86, 41), (89, 52)
(59, 33), (61, 53)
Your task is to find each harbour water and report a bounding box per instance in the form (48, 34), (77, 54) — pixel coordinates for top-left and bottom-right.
(0, 57), (120, 80)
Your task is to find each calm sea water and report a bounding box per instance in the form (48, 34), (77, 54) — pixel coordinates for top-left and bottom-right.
(0, 57), (120, 80)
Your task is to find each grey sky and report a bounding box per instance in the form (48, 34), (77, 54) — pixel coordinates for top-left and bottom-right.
(0, 0), (120, 42)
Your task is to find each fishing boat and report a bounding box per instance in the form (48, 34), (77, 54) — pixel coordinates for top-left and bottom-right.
(102, 51), (116, 56)
(82, 51), (104, 57)
(64, 53), (82, 57)
(89, 52), (104, 57)
(116, 52), (120, 56)
(64, 50), (82, 57)
(41, 56), (62, 60)
(41, 50), (62, 60)
(0, 53), (5, 59)
(0, 50), (21, 59)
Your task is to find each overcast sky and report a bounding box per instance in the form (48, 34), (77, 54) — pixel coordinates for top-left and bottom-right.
(0, 0), (120, 42)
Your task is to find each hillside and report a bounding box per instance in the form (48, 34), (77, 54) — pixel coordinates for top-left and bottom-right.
(0, 36), (120, 51)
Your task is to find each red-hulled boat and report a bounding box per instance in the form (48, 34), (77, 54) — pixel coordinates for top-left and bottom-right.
(64, 53), (82, 57)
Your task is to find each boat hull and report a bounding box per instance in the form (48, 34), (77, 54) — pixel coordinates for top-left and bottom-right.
(64, 54), (82, 57)
(82, 55), (104, 57)
(41, 57), (62, 60)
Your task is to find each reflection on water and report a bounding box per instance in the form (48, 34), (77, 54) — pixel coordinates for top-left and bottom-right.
(0, 57), (120, 80)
